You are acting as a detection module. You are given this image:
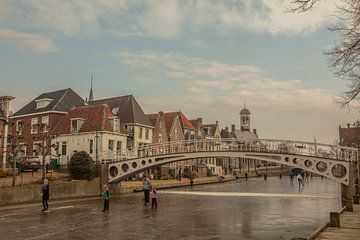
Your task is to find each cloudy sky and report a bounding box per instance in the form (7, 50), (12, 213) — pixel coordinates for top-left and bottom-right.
(0, 0), (358, 143)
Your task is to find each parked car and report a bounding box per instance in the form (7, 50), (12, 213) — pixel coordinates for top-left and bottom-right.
(16, 156), (41, 172)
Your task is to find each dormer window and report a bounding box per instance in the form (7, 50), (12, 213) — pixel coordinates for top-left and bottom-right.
(70, 118), (85, 133)
(112, 107), (119, 115)
(109, 117), (120, 132)
(35, 98), (53, 109)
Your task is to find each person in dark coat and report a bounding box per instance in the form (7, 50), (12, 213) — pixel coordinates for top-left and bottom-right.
(42, 179), (50, 212)
(102, 185), (110, 212)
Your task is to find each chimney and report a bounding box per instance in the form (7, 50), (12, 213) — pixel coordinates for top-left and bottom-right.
(225, 127), (228, 131)
(0, 96), (15, 119)
(216, 120), (219, 125)
(347, 123), (350, 128)
(253, 129), (257, 135)
(231, 124), (235, 132)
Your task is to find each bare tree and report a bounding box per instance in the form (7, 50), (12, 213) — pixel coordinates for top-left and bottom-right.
(292, 0), (360, 105)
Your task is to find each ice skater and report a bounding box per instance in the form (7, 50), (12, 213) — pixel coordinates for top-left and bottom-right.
(297, 174), (304, 189)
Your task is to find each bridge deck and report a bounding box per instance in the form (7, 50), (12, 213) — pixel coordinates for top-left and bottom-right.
(315, 205), (360, 240)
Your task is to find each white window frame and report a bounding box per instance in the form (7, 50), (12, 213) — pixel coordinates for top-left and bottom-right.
(31, 117), (38, 134)
(41, 116), (49, 132)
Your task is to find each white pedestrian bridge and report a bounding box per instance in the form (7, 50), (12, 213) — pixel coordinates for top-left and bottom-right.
(103, 139), (358, 185)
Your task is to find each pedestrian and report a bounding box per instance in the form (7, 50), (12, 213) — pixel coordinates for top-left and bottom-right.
(150, 186), (158, 209)
(41, 179), (50, 212)
(189, 174), (194, 188)
(143, 176), (151, 206)
(297, 174), (304, 189)
(102, 185), (110, 212)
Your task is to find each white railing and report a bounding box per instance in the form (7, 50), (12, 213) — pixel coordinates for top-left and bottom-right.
(98, 138), (359, 163)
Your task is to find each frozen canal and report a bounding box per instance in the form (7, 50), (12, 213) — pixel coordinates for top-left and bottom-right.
(0, 177), (341, 240)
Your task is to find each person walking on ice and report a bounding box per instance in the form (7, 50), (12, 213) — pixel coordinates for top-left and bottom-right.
(102, 185), (110, 212)
(150, 186), (158, 209)
(41, 179), (50, 212)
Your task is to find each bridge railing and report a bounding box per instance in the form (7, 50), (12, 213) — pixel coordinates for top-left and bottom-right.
(98, 138), (359, 163)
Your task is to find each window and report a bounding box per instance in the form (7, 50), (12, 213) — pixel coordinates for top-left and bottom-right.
(158, 133), (163, 143)
(31, 117), (38, 134)
(61, 142), (67, 156)
(139, 128), (143, 139)
(174, 129), (178, 141)
(116, 141), (122, 153)
(42, 116), (49, 132)
(108, 140), (114, 151)
(89, 139), (94, 154)
(145, 129), (149, 140)
(16, 120), (23, 135)
(33, 142), (41, 156)
(35, 98), (53, 109)
(71, 120), (78, 132)
(109, 117), (120, 132)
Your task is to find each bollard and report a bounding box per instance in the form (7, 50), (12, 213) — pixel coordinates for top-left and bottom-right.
(329, 212), (340, 228)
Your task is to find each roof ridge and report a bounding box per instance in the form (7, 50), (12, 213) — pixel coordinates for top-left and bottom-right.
(52, 88), (70, 111)
(92, 95), (132, 102)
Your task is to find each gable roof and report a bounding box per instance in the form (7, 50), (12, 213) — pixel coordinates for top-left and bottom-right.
(52, 104), (117, 135)
(90, 95), (153, 127)
(203, 124), (218, 137)
(12, 88), (85, 117)
(146, 112), (182, 136)
(165, 111), (196, 130)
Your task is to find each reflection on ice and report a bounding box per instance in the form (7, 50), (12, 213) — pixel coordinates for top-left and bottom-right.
(161, 190), (335, 199)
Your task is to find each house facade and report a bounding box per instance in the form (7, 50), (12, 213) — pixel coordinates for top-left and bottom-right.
(9, 89), (85, 161)
(89, 95), (153, 157)
(339, 123), (360, 147)
(52, 104), (127, 166)
(146, 111), (185, 178)
(190, 118), (222, 176)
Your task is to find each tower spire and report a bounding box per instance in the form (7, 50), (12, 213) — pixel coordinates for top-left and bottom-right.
(88, 74), (94, 102)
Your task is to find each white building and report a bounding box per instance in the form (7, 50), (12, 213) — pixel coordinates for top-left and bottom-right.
(52, 104), (127, 166)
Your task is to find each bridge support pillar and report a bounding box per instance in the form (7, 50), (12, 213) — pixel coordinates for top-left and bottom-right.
(341, 161), (355, 212)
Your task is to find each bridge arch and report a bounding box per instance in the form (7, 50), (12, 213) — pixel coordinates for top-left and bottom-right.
(108, 151), (350, 185)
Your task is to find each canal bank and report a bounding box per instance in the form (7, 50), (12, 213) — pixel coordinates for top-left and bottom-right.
(308, 205), (360, 240)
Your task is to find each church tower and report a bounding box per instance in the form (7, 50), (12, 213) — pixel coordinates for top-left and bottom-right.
(88, 74), (94, 102)
(239, 103), (251, 131)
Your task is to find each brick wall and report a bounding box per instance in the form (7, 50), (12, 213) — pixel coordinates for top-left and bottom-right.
(0, 120), (5, 159)
(9, 112), (65, 156)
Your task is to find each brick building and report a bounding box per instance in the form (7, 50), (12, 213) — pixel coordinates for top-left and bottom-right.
(9, 89), (85, 159)
(339, 123), (360, 148)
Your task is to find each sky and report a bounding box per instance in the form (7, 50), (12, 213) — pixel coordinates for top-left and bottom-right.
(0, 0), (359, 143)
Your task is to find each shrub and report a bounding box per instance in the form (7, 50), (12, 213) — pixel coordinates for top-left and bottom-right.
(68, 151), (96, 180)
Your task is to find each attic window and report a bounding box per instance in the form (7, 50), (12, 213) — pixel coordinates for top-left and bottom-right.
(109, 117), (120, 132)
(112, 107), (119, 115)
(35, 98), (53, 109)
(70, 118), (85, 133)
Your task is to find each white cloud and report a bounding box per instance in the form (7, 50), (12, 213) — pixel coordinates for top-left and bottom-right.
(0, 0), (338, 39)
(0, 28), (57, 53)
(115, 50), (358, 142)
